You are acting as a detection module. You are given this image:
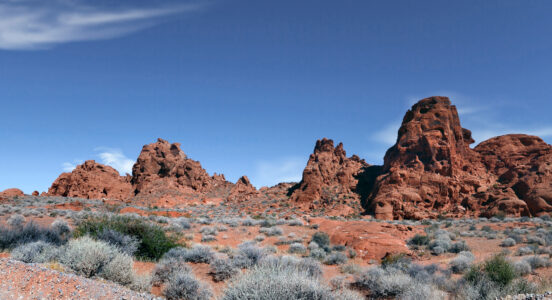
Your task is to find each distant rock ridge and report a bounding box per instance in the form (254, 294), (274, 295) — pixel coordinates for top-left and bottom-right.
(45, 96), (552, 219)
(47, 138), (257, 206)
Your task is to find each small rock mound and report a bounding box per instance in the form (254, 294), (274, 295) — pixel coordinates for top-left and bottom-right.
(48, 160), (132, 200)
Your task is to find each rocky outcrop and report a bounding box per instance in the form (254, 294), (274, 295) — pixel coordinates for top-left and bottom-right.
(0, 188), (24, 200)
(227, 176), (260, 202)
(365, 97), (498, 219)
(289, 138), (369, 210)
(131, 138), (222, 198)
(475, 134), (552, 216)
(47, 160), (132, 200)
(47, 138), (248, 205)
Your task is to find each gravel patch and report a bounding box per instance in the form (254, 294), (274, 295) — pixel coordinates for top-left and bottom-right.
(0, 258), (160, 299)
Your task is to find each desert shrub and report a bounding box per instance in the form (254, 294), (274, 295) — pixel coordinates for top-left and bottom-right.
(501, 238), (516, 247)
(60, 236), (116, 277)
(259, 226), (283, 236)
(7, 214), (25, 228)
(152, 257), (192, 285)
(254, 234), (265, 242)
(513, 260), (532, 276)
(96, 228), (139, 256)
(309, 248), (327, 260)
(516, 246), (534, 256)
(199, 226), (218, 236)
(164, 272), (213, 300)
(101, 252), (134, 285)
(288, 243), (307, 255)
(527, 235), (546, 246)
(50, 219), (71, 237)
(311, 231), (330, 250)
(287, 218), (304, 226)
(221, 255), (359, 300)
(201, 234), (217, 242)
(209, 258), (239, 282)
(408, 234), (430, 246)
(261, 256), (323, 279)
(340, 263), (362, 275)
(74, 215), (179, 260)
(429, 235), (451, 255)
(465, 255), (516, 287)
(449, 240), (470, 253)
(241, 217), (255, 226)
(523, 256), (550, 269)
(174, 217), (191, 230)
(259, 219), (276, 228)
(324, 252), (348, 265)
(231, 242), (266, 268)
(129, 274), (153, 293)
(381, 253), (410, 270)
(332, 244), (346, 252)
(0, 221), (66, 250)
(449, 251), (474, 274)
(181, 244), (215, 263)
(353, 267), (415, 298)
(11, 241), (61, 263)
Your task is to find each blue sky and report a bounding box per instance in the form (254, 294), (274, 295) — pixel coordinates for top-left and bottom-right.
(1, 0), (552, 193)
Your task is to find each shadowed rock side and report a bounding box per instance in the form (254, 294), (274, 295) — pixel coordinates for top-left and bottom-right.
(289, 138), (369, 214)
(48, 160), (132, 200)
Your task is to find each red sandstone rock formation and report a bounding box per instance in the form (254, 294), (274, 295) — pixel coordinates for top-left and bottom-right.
(289, 138), (369, 210)
(47, 160), (132, 200)
(475, 134), (552, 216)
(131, 138), (220, 197)
(365, 97), (498, 219)
(0, 188), (24, 200)
(227, 176), (260, 202)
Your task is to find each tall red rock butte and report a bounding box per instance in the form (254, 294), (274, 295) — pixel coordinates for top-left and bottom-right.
(364, 96), (550, 219)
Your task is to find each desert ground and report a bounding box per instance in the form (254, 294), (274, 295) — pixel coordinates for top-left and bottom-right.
(1, 193), (552, 300)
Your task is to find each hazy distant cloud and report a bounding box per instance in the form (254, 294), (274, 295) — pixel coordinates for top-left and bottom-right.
(61, 159), (83, 172)
(472, 126), (552, 144)
(253, 157), (304, 188)
(372, 121), (400, 145)
(0, 0), (204, 50)
(95, 147), (134, 175)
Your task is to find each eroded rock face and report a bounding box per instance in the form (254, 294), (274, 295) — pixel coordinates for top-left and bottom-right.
(289, 138), (369, 210)
(365, 97), (497, 219)
(475, 134), (552, 216)
(227, 176), (259, 202)
(131, 138), (215, 196)
(48, 160), (132, 200)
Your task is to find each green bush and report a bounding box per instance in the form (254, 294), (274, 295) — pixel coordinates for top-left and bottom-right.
(408, 234), (430, 246)
(311, 232), (330, 250)
(465, 255), (516, 287)
(74, 215), (179, 260)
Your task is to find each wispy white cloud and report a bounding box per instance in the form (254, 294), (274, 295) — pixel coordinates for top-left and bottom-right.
(0, 0), (203, 50)
(371, 121), (400, 145)
(95, 147), (134, 175)
(61, 159), (83, 172)
(252, 157), (305, 188)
